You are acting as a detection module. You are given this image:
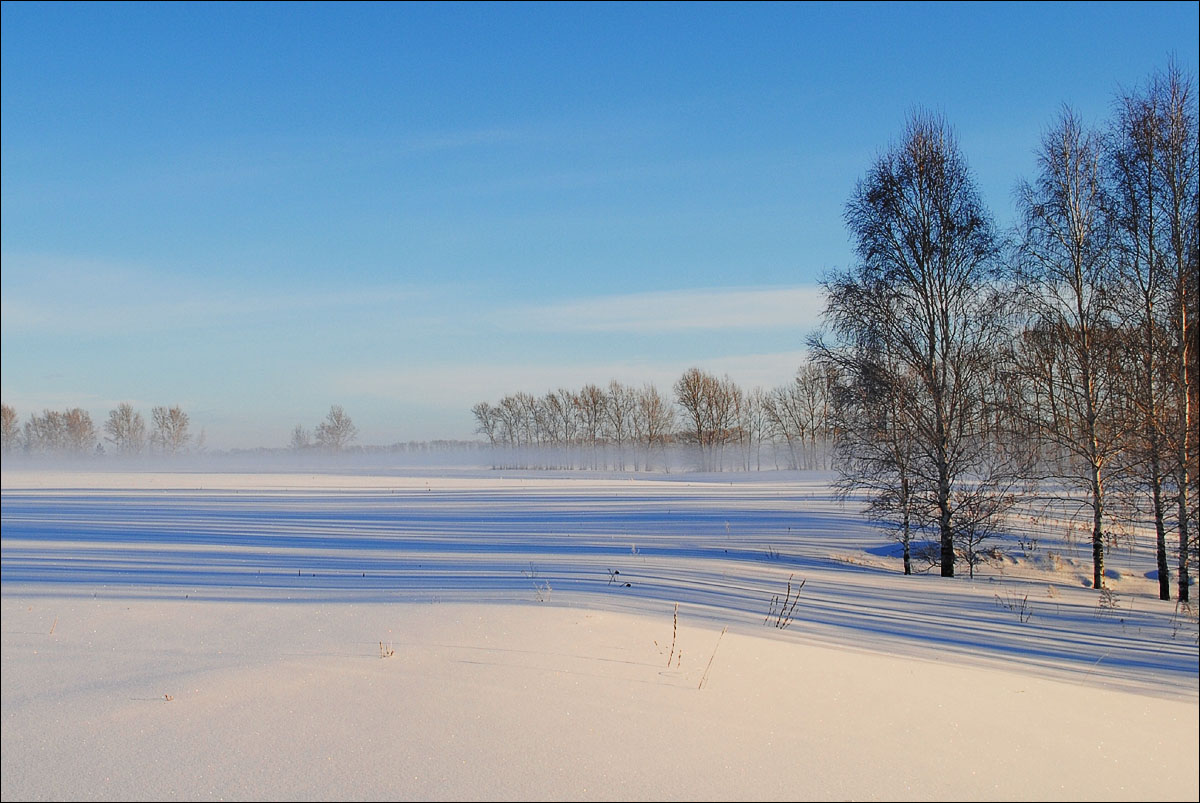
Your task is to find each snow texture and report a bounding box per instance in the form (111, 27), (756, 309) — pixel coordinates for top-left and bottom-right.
(2, 468), (1197, 801)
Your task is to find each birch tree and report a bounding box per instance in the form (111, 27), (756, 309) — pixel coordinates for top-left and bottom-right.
(1107, 67), (1199, 600)
(737, 387), (769, 471)
(472, 402), (501, 446)
(314, 405), (357, 452)
(1014, 107), (1125, 591)
(764, 376), (809, 469)
(289, 424), (312, 450)
(632, 383), (675, 471)
(1150, 63), (1199, 602)
(818, 284), (925, 575)
(604, 381), (637, 470)
(543, 389), (580, 464)
(1, 405), (19, 454)
(576, 384), (607, 469)
(63, 408), (96, 453)
(104, 403), (146, 456)
(151, 405), (191, 455)
(24, 411), (61, 453)
(830, 110), (1003, 577)
(674, 368), (740, 471)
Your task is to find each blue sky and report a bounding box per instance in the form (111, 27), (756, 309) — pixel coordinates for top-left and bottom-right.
(3, 1), (1197, 449)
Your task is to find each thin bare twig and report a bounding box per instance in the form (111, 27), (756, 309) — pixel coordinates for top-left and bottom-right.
(698, 627), (727, 690)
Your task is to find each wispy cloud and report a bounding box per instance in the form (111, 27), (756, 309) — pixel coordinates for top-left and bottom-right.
(495, 285), (825, 334)
(0, 254), (425, 336)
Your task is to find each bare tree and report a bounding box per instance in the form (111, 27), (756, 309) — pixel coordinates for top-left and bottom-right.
(20, 408), (96, 455)
(63, 409), (95, 453)
(828, 110), (1003, 577)
(495, 395), (522, 449)
(674, 368), (716, 470)
(764, 375), (808, 469)
(575, 384), (607, 469)
(151, 405), (191, 455)
(515, 392), (543, 451)
(632, 383), (675, 471)
(812, 368), (835, 469)
(472, 401), (502, 447)
(792, 365), (833, 470)
(1014, 107), (1126, 591)
(314, 405), (357, 452)
(1, 405), (19, 454)
(1150, 62), (1199, 602)
(953, 466), (1020, 579)
(764, 367), (834, 471)
(23, 410), (65, 453)
(736, 387), (769, 471)
(543, 388), (580, 466)
(604, 381), (637, 470)
(1110, 72), (1177, 599)
(289, 424), (312, 450)
(822, 329), (926, 575)
(104, 403), (146, 456)
(712, 376), (742, 471)
(673, 368), (742, 471)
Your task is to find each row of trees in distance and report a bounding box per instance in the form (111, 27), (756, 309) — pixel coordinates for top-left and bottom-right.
(471, 365), (833, 473)
(1, 404), (369, 458)
(1, 403), (193, 456)
(288, 405), (360, 452)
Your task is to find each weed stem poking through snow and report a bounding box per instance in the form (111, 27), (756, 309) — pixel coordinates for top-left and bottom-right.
(698, 627), (726, 689)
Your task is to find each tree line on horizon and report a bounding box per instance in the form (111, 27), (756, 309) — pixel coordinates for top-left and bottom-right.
(1, 403), (194, 457)
(470, 364), (833, 474)
(0, 403), (371, 459)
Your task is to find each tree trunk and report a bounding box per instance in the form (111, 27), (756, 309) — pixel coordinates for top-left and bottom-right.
(902, 475), (912, 576)
(1177, 304), (1192, 603)
(1179, 464), (1191, 602)
(1152, 470), (1171, 600)
(939, 470), (954, 578)
(1091, 464), (1105, 590)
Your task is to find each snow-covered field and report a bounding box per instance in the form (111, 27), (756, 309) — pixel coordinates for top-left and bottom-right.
(2, 468), (1197, 801)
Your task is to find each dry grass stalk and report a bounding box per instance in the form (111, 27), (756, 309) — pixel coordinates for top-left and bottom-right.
(667, 603), (678, 667)
(765, 574), (805, 629)
(697, 626), (727, 690)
